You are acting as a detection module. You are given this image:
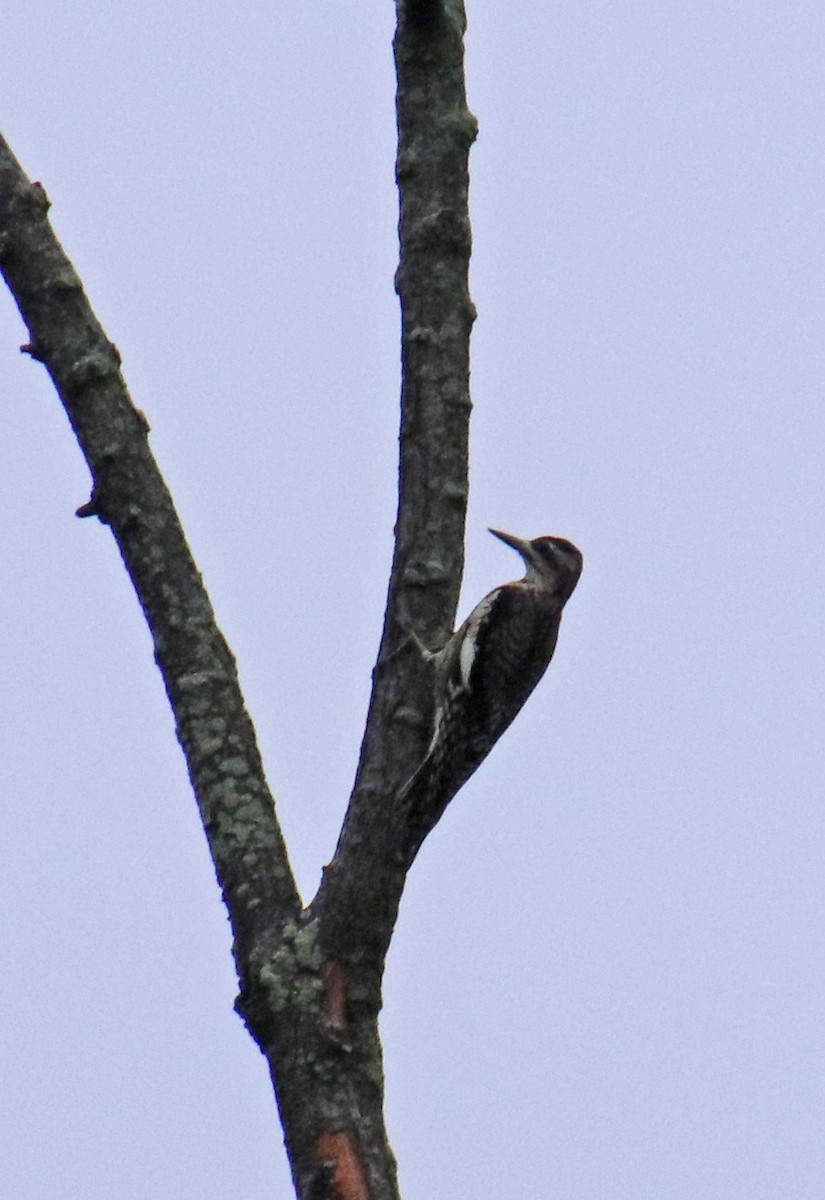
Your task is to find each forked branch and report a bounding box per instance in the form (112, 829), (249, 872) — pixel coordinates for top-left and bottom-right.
(0, 2), (476, 1196)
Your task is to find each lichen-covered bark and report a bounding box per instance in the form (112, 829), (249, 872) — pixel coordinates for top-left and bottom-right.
(0, 2), (475, 1197)
(0, 141), (300, 978)
(239, 914), (399, 1200)
(270, 5), (476, 1192)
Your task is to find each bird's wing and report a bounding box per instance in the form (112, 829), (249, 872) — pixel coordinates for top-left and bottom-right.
(459, 585), (559, 741)
(455, 588), (502, 691)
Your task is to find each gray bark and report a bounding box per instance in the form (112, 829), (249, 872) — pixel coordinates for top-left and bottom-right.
(0, 2), (475, 1196)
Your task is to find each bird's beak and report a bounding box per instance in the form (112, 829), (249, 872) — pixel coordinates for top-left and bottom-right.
(488, 528), (531, 555)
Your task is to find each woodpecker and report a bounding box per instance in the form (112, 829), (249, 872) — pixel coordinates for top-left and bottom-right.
(400, 529), (583, 850)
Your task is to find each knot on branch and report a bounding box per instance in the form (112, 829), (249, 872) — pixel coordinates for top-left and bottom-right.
(76, 486), (107, 522)
(401, 556), (452, 586)
(17, 180), (51, 215)
(65, 344), (122, 391)
(28, 181), (50, 212)
(404, 205), (471, 257)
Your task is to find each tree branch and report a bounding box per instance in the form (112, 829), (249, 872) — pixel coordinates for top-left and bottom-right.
(2, 4), (477, 1192)
(313, 0), (477, 1010)
(0, 133), (301, 979)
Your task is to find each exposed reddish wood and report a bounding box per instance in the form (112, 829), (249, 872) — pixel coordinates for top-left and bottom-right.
(313, 1130), (371, 1200)
(323, 961), (349, 1031)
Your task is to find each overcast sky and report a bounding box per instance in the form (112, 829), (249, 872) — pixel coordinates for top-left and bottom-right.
(3, 4), (825, 1198)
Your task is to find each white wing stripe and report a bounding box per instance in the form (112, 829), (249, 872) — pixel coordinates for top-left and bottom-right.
(458, 588), (500, 690)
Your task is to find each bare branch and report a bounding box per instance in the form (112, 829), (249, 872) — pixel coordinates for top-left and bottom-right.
(1, 7), (477, 1191)
(0, 133), (301, 977)
(314, 0), (477, 1008)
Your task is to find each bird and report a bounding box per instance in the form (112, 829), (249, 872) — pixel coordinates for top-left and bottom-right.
(400, 528), (583, 856)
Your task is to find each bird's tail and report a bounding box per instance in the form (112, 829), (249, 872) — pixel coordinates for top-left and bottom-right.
(396, 741), (460, 865)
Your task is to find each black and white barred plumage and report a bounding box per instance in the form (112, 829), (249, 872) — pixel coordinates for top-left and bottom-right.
(401, 529), (583, 850)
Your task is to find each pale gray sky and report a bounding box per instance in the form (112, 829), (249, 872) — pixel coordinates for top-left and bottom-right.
(3, 4), (825, 1198)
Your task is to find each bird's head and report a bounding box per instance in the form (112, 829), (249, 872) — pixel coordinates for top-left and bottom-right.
(489, 528), (583, 600)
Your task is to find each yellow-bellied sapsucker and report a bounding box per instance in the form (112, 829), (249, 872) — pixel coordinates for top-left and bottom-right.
(401, 529), (583, 847)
